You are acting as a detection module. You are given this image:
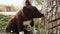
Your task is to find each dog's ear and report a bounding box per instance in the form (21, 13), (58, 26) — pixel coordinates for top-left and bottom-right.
(25, 0), (31, 6)
(30, 20), (34, 27)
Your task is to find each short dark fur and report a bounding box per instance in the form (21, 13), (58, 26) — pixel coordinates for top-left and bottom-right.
(6, 0), (43, 34)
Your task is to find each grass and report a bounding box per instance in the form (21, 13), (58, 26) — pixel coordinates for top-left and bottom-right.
(0, 14), (46, 34)
(0, 14), (12, 34)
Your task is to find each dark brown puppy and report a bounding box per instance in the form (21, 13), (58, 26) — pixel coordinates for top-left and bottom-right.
(6, 0), (44, 34)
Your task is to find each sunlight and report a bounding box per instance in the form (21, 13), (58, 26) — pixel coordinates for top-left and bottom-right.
(0, 0), (24, 7)
(0, 12), (16, 15)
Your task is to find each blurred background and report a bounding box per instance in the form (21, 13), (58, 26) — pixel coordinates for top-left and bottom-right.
(0, 0), (60, 34)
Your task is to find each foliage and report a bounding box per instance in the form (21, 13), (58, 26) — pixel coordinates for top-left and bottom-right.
(48, 32), (53, 34)
(35, 0), (43, 4)
(34, 18), (39, 28)
(30, 0), (43, 5)
(0, 14), (12, 31)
